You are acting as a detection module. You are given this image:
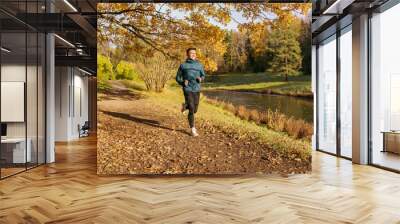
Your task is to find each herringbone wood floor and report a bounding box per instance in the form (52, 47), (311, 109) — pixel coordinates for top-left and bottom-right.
(1, 136), (400, 224)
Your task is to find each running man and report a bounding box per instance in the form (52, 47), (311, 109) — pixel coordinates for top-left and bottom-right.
(175, 48), (206, 137)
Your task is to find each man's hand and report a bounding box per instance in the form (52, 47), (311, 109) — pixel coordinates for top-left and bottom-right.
(184, 80), (189, 86)
(196, 77), (203, 83)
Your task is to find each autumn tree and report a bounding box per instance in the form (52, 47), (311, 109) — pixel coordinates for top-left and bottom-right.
(266, 19), (302, 81)
(97, 3), (311, 89)
(97, 3), (228, 73)
(222, 30), (250, 72)
(238, 24), (270, 72)
(97, 3), (310, 70)
(236, 3), (310, 73)
(299, 18), (312, 76)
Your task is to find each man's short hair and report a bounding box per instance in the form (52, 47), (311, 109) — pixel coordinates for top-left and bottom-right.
(186, 47), (196, 55)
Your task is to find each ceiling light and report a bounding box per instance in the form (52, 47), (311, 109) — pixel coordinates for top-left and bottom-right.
(78, 67), (92, 76)
(322, 0), (355, 15)
(63, 0), (78, 12)
(76, 49), (85, 55)
(54, 34), (75, 48)
(1, 47), (11, 53)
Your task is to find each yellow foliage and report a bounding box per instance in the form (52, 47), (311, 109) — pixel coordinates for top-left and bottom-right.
(98, 3), (310, 73)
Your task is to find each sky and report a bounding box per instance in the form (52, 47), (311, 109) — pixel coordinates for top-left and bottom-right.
(165, 4), (308, 31)
(167, 5), (256, 31)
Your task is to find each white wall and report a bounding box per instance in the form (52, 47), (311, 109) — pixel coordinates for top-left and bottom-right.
(55, 66), (70, 141)
(55, 67), (89, 141)
(1, 64), (27, 138)
(72, 72), (89, 138)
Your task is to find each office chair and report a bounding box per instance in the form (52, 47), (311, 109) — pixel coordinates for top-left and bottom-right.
(79, 121), (90, 138)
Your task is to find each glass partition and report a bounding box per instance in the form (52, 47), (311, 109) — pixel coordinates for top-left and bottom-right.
(1, 31), (28, 177)
(0, 1), (46, 179)
(317, 35), (337, 154)
(339, 26), (352, 158)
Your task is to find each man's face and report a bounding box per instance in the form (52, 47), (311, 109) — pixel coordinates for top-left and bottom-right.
(187, 50), (196, 60)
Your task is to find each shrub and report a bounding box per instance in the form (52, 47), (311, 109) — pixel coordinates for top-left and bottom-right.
(259, 112), (268, 125)
(284, 117), (301, 138)
(303, 121), (314, 139)
(135, 52), (176, 92)
(97, 54), (114, 82)
(265, 109), (286, 132)
(115, 61), (137, 80)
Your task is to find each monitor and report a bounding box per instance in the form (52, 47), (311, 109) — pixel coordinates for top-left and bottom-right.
(1, 123), (7, 137)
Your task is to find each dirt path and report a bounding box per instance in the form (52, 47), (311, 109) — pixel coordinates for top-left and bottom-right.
(97, 86), (310, 175)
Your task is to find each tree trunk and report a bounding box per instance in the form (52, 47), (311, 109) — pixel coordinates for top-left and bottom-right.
(285, 56), (288, 82)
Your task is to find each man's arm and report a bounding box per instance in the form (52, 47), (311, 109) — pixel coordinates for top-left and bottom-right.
(199, 64), (206, 81)
(175, 64), (184, 86)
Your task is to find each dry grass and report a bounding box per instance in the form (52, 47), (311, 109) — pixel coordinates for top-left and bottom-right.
(223, 102), (236, 113)
(236, 106), (250, 121)
(249, 109), (261, 123)
(205, 97), (313, 141)
(266, 110), (287, 132)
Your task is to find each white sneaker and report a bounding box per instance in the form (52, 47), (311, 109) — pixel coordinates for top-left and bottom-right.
(191, 127), (199, 137)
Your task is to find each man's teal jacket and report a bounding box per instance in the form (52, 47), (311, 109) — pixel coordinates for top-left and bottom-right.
(176, 58), (206, 92)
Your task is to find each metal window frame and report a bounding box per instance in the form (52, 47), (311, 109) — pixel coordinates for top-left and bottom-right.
(315, 32), (339, 156)
(336, 26), (341, 157)
(0, 13), (2, 179)
(315, 21), (353, 161)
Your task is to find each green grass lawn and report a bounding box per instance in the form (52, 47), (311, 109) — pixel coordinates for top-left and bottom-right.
(203, 72), (312, 98)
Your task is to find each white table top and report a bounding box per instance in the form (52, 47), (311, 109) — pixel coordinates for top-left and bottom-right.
(1, 138), (30, 143)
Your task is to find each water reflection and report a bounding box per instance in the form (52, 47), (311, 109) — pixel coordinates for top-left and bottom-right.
(203, 90), (314, 123)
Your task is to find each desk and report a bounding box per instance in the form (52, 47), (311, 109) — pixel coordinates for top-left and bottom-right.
(1, 138), (31, 163)
(381, 131), (400, 155)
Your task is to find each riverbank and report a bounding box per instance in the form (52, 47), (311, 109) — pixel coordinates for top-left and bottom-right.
(204, 97), (313, 140)
(203, 89), (314, 123)
(97, 80), (311, 174)
(203, 72), (312, 98)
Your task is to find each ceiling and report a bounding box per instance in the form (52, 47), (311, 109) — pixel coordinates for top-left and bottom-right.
(0, 0), (98, 74)
(311, 0), (390, 43)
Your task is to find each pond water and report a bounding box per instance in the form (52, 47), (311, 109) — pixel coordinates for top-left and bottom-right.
(203, 90), (313, 123)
